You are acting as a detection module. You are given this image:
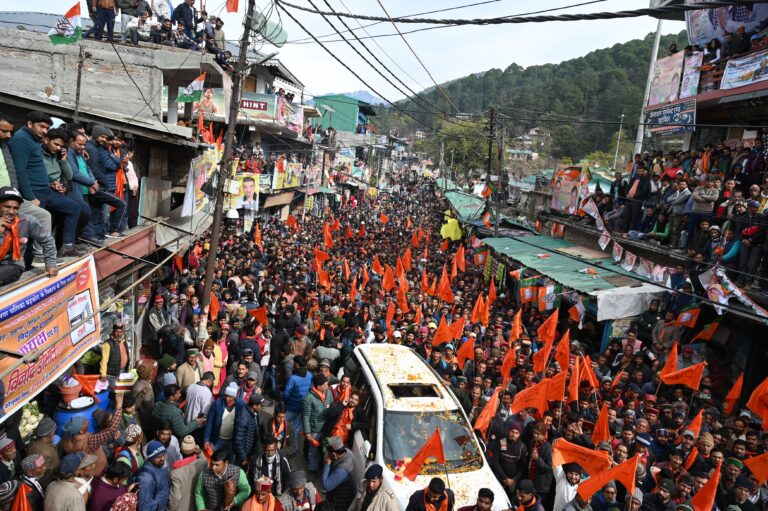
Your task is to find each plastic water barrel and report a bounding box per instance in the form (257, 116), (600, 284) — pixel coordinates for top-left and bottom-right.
(94, 390), (110, 412)
(52, 397), (97, 435)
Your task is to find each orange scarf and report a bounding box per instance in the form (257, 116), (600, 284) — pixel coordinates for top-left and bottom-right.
(517, 496), (539, 511)
(423, 490), (449, 511)
(115, 168), (127, 200)
(331, 406), (354, 444)
(242, 493), (275, 511)
(335, 385), (351, 404)
(271, 420), (285, 444)
(0, 217), (21, 261)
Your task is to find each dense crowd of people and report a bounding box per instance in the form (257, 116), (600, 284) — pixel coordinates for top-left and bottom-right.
(0, 151), (765, 511)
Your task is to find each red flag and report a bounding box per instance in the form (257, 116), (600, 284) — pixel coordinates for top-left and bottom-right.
(690, 461), (720, 511)
(725, 373), (744, 414)
(553, 438), (613, 476)
(592, 403), (611, 445)
(378, 212), (390, 224)
(396, 257), (405, 279)
(249, 306), (268, 325)
(405, 216), (412, 229)
(474, 387), (500, 440)
(511, 378), (549, 415)
(432, 316), (452, 346)
(660, 362), (706, 390)
(314, 247), (330, 263)
(747, 376), (768, 427)
(537, 310), (559, 344)
(456, 338), (475, 370)
(403, 428), (446, 481)
(209, 292), (220, 320)
(286, 215), (298, 230)
(577, 455), (638, 501)
(554, 331), (571, 372)
(372, 255), (384, 275)
(226, 0), (239, 13)
(411, 230), (420, 248)
(331, 218), (341, 231)
(510, 309), (522, 342)
(660, 343), (679, 377)
(358, 224), (366, 238)
(744, 451), (768, 485)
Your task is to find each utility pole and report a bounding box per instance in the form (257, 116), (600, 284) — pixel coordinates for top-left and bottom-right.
(201, 0), (256, 311)
(494, 128), (503, 237)
(439, 141), (445, 194)
(613, 113), (625, 170)
(635, 19), (663, 155)
(486, 107), (495, 229)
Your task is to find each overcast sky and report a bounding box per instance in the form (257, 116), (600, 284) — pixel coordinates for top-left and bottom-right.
(4, 0), (686, 101)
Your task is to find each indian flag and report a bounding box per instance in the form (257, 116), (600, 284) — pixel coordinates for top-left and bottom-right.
(179, 73), (207, 103)
(48, 2), (83, 45)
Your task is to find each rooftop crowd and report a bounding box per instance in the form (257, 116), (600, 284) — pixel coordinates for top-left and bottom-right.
(0, 162), (764, 511)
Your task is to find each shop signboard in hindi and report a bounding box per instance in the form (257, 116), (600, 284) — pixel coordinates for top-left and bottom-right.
(720, 50), (768, 90)
(645, 99), (696, 136)
(0, 257), (100, 421)
(647, 52), (685, 106)
(550, 165), (583, 215)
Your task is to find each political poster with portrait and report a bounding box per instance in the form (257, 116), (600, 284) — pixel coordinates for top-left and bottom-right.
(272, 162), (302, 190)
(648, 52), (685, 106)
(225, 174), (260, 217)
(685, 0), (768, 48)
(679, 52), (704, 99)
(550, 165), (583, 215)
(720, 50), (768, 90)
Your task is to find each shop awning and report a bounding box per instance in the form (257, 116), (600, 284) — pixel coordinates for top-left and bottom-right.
(263, 191), (295, 208)
(444, 191), (485, 221)
(483, 237), (641, 294)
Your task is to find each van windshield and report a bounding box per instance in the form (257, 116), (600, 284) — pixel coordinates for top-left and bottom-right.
(382, 409), (483, 473)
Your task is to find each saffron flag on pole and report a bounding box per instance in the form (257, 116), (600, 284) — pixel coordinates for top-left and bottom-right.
(746, 376), (768, 426)
(725, 373), (743, 414)
(226, 0), (239, 13)
(554, 331), (571, 372)
(592, 403), (611, 445)
(659, 362), (706, 390)
(691, 318), (720, 342)
(675, 306), (701, 328)
(690, 462), (720, 511)
(552, 438), (612, 476)
(744, 451), (768, 485)
(537, 309), (559, 344)
(48, 2), (83, 45)
(474, 387), (500, 440)
(577, 455), (638, 501)
(179, 73), (207, 103)
(511, 378), (549, 415)
(660, 342), (679, 377)
(403, 428), (446, 481)
(249, 306), (268, 325)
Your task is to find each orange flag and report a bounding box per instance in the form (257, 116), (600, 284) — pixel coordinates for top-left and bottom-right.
(611, 369), (624, 390)
(450, 258), (458, 282)
(385, 301), (396, 330)
(317, 266), (330, 289)
(173, 255), (184, 272)
(314, 247), (330, 263)
(406, 215), (412, 229)
(537, 310), (559, 344)
(226, 0), (239, 13)
(402, 248), (412, 271)
(580, 355), (600, 389)
(501, 347), (518, 389)
(456, 338), (475, 370)
(554, 331), (571, 372)
(577, 455), (638, 501)
(481, 293), (491, 327)
(545, 370), (567, 402)
(343, 258), (351, 281)
(687, 410), (704, 439)
(253, 224), (263, 249)
(403, 428), (445, 481)
(380, 265), (394, 292)
(428, 276), (437, 297)
(567, 355), (580, 402)
(286, 214), (298, 230)
(439, 238), (449, 251)
(372, 255), (384, 275)
(379, 212), (390, 224)
(423, 245), (428, 260)
(450, 317), (466, 340)
(456, 244), (466, 272)
(592, 403), (611, 445)
(358, 224), (366, 238)
(323, 227), (334, 249)
(744, 451), (768, 484)
(421, 268), (429, 292)
(439, 281), (455, 304)
(331, 218), (341, 231)
(10, 483), (32, 511)
(72, 374), (101, 402)
(553, 438), (613, 476)
(209, 292), (220, 320)
(397, 287), (409, 314)
(249, 306), (268, 325)
(395, 257), (405, 279)
(470, 294), (485, 324)
(725, 373), (744, 414)
(660, 342), (679, 376)
(510, 309), (522, 342)
(659, 361), (706, 390)
(511, 378), (549, 415)
(414, 306), (423, 326)
(474, 387), (501, 440)
(482, 211), (491, 227)
(350, 276), (358, 303)
(345, 225), (354, 239)
(747, 376), (768, 427)
(411, 230), (420, 248)
(690, 462), (720, 511)
(532, 334), (554, 374)
(488, 277), (497, 306)
(432, 317), (452, 346)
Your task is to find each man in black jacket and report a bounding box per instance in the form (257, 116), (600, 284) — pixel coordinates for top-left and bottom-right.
(320, 392), (369, 447)
(622, 165), (651, 232)
(173, 0), (205, 40)
(488, 422), (529, 502)
(406, 477), (455, 511)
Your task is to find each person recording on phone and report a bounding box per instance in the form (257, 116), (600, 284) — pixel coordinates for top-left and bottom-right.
(0, 186), (58, 285)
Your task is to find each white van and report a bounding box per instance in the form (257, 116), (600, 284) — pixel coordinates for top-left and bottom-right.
(342, 343), (511, 510)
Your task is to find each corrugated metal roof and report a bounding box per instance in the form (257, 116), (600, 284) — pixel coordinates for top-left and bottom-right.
(483, 236), (642, 294)
(0, 12), (97, 32)
(436, 178), (458, 191)
(444, 190), (485, 221)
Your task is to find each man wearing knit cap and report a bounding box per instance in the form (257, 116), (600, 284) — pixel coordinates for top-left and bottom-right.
(553, 462), (582, 511)
(44, 452), (87, 511)
(169, 436), (207, 511)
(137, 440), (170, 511)
(27, 418), (58, 488)
(241, 477), (284, 511)
(488, 421), (528, 501)
(19, 454), (46, 511)
(279, 470), (320, 511)
(625, 488), (643, 510)
(591, 481), (617, 511)
(406, 477), (455, 511)
(350, 464), (397, 511)
(0, 432), (19, 484)
(204, 381), (246, 459)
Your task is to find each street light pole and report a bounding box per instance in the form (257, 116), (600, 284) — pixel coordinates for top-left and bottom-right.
(613, 113), (625, 170)
(201, 0), (256, 312)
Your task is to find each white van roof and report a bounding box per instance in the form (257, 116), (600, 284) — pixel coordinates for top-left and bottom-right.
(355, 344), (459, 412)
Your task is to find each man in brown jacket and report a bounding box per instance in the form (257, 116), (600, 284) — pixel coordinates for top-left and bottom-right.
(168, 436), (207, 511)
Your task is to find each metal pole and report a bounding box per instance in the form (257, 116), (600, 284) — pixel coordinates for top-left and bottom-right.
(201, 0), (256, 311)
(635, 19), (663, 155)
(486, 107), (495, 226)
(74, 45), (86, 123)
(613, 113), (625, 170)
(494, 128), (503, 237)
